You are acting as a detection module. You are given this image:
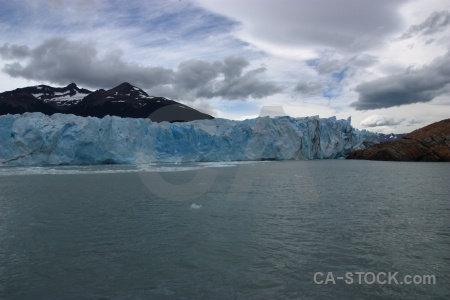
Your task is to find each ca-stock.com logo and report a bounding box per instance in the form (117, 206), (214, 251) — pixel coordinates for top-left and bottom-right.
(137, 105), (312, 202)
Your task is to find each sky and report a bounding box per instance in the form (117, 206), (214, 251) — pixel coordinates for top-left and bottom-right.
(0, 0), (449, 133)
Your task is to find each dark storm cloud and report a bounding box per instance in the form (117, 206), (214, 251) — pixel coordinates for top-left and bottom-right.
(175, 59), (282, 100)
(1, 38), (281, 100)
(173, 60), (221, 90)
(221, 57), (249, 79)
(399, 11), (450, 39)
(0, 44), (31, 59)
(2, 38), (175, 89)
(351, 51), (450, 110)
(196, 67), (282, 100)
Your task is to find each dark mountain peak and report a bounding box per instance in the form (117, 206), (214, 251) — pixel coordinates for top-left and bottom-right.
(64, 83), (92, 95)
(66, 83), (78, 89)
(117, 82), (133, 88)
(113, 82), (135, 92)
(109, 82), (150, 99)
(1, 82), (213, 122)
(3, 83), (92, 111)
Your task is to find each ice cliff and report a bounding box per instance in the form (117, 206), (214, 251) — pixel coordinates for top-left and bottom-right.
(0, 113), (378, 166)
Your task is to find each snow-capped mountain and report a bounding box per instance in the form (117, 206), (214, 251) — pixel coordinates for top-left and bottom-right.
(0, 83), (91, 115)
(71, 82), (212, 121)
(0, 82), (213, 122)
(377, 133), (407, 143)
(30, 83), (92, 109)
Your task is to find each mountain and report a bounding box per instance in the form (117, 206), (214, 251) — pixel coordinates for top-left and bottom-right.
(0, 82), (213, 122)
(377, 133), (407, 143)
(0, 113), (379, 166)
(347, 119), (450, 162)
(70, 82), (213, 122)
(0, 83), (91, 115)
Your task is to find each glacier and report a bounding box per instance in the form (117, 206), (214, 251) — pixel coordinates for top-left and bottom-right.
(0, 112), (378, 166)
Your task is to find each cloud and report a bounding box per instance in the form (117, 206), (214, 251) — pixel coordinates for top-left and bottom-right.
(314, 59), (342, 75)
(347, 54), (378, 68)
(294, 80), (323, 95)
(221, 56), (249, 79)
(351, 51), (450, 110)
(1, 38), (281, 100)
(162, 57), (282, 100)
(151, 56), (282, 100)
(0, 44), (31, 59)
(197, 0), (407, 54)
(174, 59), (221, 90)
(360, 114), (402, 127)
(189, 63), (283, 100)
(299, 53), (378, 99)
(1, 38), (175, 89)
(0, 0), (245, 68)
(399, 10), (450, 39)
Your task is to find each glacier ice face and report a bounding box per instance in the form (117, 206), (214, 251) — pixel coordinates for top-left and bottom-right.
(0, 113), (379, 166)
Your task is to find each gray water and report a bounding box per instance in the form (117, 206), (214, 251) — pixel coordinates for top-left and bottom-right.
(0, 160), (449, 299)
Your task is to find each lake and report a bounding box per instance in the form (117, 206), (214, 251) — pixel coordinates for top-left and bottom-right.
(0, 160), (449, 299)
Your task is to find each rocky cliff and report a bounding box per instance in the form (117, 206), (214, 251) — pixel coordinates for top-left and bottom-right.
(347, 119), (450, 162)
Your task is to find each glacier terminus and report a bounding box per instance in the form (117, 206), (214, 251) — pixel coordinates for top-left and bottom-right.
(0, 113), (378, 166)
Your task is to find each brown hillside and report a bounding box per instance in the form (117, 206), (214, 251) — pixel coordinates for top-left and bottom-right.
(347, 119), (450, 162)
